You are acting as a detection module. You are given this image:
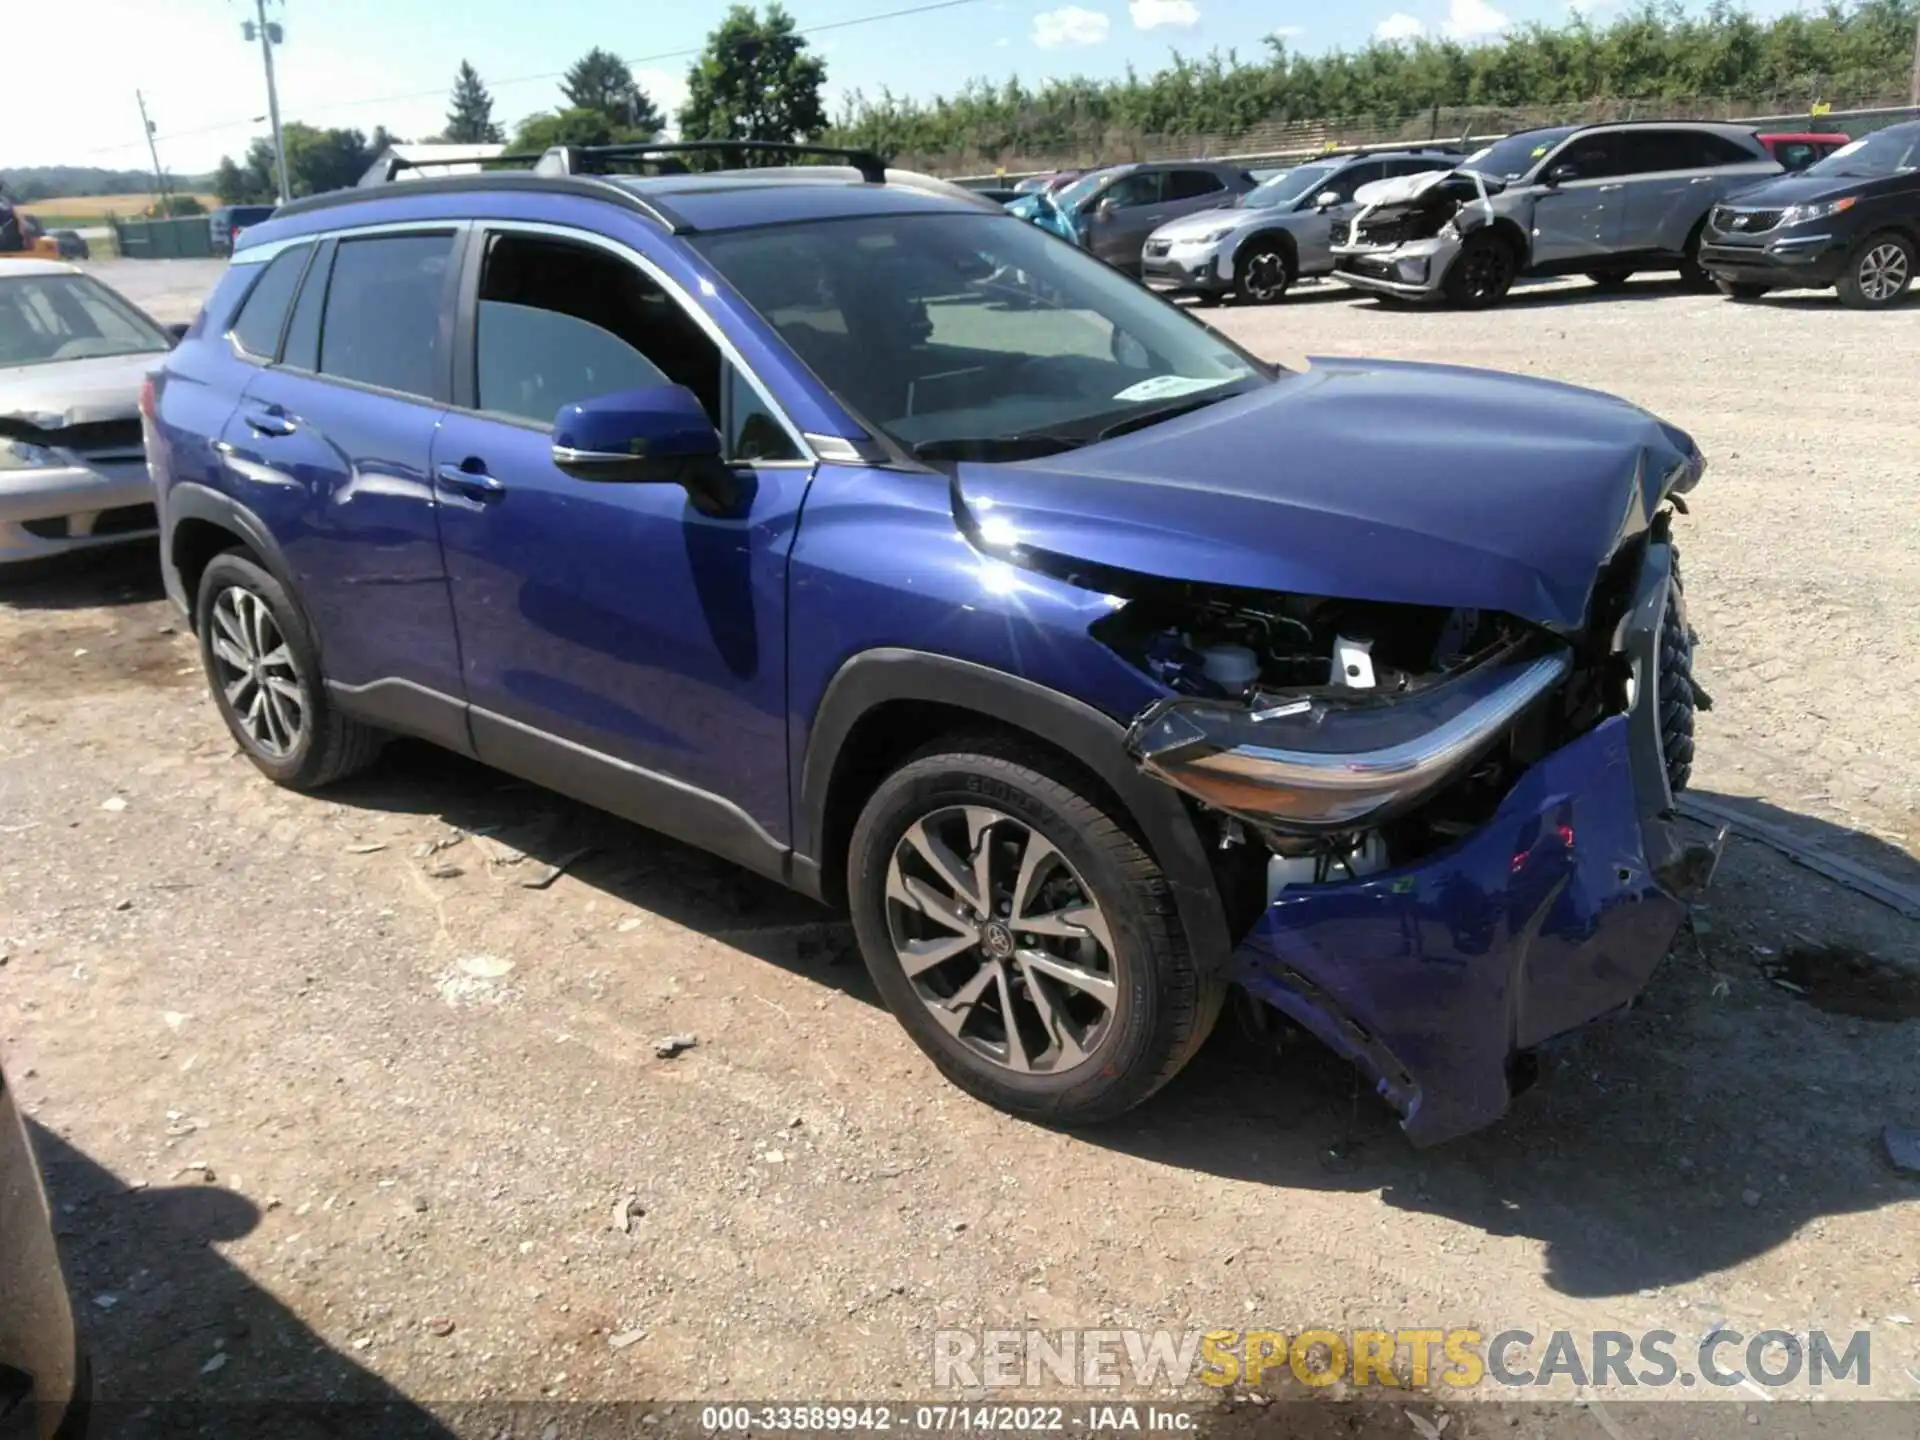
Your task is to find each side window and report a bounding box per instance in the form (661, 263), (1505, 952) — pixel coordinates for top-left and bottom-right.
(1102, 173), (1164, 209)
(1550, 134), (1631, 180)
(1326, 161), (1387, 203)
(1165, 169), (1226, 201)
(228, 244), (310, 359)
(1614, 130), (1700, 175)
(280, 242), (331, 372)
(473, 233), (729, 441)
(318, 233), (455, 399)
(1688, 132), (1764, 168)
(726, 367), (803, 462)
(1775, 142), (1816, 172)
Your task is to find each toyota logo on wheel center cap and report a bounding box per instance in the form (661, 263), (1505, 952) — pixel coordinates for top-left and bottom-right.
(982, 921), (1016, 959)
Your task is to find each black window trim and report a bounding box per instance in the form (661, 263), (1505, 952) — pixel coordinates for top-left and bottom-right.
(447, 218), (815, 467)
(274, 236), (337, 374)
(223, 240), (317, 365)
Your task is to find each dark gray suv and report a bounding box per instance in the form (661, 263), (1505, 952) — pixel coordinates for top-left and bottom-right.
(1332, 121), (1784, 307)
(1046, 161), (1256, 273)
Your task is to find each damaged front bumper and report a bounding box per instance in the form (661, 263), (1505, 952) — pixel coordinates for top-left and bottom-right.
(1132, 535), (1722, 1146)
(1331, 236), (1457, 300)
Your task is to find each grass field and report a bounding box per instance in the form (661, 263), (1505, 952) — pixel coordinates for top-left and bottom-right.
(20, 193), (219, 226)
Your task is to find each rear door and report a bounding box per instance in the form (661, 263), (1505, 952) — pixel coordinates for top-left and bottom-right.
(1162, 168), (1233, 224)
(223, 228), (468, 739)
(1528, 132), (1631, 266)
(1622, 129), (1774, 254)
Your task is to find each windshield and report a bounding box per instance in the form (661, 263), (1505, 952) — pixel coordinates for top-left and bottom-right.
(1460, 126), (1581, 181)
(1050, 170), (1112, 214)
(1243, 163), (1337, 209)
(1806, 126), (1920, 179)
(693, 211), (1270, 461)
(0, 272), (171, 368)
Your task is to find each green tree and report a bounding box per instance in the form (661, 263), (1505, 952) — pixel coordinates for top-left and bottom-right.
(212, 156), (261, 205)
(510, 106), (656, 152)
(679, 5), (828, 144)
(561, 46), (664, 133)
(146, 194), (206, 218)
(445, 60), (505, 144)
(214, 122), (404, 201)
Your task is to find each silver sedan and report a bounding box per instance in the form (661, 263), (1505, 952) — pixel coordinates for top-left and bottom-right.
(1, 260), (176, 565)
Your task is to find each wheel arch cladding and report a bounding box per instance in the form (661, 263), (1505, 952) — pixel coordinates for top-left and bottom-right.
(799, 650), (1234, 973)
(166, 483), (299, 626)
(1236, 226), (1295, 270)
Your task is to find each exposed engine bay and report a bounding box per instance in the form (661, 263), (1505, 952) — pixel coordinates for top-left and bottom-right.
(1342, 172), (1500, 249)
(1092, 570), (1656, 917)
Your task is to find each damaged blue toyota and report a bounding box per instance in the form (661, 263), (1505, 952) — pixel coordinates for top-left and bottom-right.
(145, 142), (1723, 1147)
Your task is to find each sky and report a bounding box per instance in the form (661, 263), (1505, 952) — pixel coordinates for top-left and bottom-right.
(3, 0), (1820, 175)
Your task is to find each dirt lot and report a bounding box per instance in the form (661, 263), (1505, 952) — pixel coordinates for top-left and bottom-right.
(2, 266), (1917, 1435)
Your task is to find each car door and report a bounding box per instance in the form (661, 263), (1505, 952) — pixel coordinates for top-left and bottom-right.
(1161, 168), (1233, 225)
(1527, 133), (1631, 266)
(1291, 159), (1388, 265)
(1085, 171), (1167, 268)
(429, 223), (814, 856)
(1622, 129), (1771, 255)
(216, 228), (469, 745)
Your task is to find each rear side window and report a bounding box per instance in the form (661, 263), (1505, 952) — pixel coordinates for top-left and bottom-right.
(318, 233), (455, 399)
(1689, 133), (1763, 167)
(229, 245), (310, 359)
(1165, 170), (1226, 201)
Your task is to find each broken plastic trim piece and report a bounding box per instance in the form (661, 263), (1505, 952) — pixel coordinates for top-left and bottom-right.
(1125, 645), (1571, 833)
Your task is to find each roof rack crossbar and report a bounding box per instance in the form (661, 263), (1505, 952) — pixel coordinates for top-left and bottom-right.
(357, 152), (543, 187)
(540, 140), (889, 184)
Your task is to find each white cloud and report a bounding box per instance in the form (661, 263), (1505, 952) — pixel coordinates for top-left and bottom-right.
(1271, 25), (1305, 38)
(1032, 5), (1111, 47)
(1374, 12), (1424, 40)
(1442, 0), (1509, 37)
(995, 34), (1011, 44)
(1130, 0), (1200, 30)
(1566, 0), (1616, 12)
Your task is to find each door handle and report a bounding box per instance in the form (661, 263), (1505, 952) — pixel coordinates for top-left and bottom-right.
(436, 461), (506, 501)
(243, 407), (296, 437)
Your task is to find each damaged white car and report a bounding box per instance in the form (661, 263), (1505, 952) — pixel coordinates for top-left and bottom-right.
(1330, 121), (1782, 307)
(1, 260), (179, 565)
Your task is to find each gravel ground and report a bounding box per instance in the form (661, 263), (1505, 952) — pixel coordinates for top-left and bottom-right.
(2, 265), (1916, 1435)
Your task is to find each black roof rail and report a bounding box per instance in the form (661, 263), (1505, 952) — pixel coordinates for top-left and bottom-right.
(355, 151), (543, 187)
(275, 171), (687, 232)
(533, 139), (889, 184)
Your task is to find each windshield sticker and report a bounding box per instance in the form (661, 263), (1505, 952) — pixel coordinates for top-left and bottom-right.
(1112, 375), (1227, 403)
(1530, 144), (1550, 157)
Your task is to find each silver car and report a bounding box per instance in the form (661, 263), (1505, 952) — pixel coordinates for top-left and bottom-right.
(1, 260), (176, 565)
(1331, 122), (1784, 307)
(1141, 149), (1462, 304)
(1046, 161), (1257, 274)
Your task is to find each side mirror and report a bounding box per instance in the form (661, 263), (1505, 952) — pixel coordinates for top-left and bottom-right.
(1093, 197), (1117, 220)
(1313, 189), (1342, 211)
(551, 385), (742, 513)
(1544, 163), (1578, 187)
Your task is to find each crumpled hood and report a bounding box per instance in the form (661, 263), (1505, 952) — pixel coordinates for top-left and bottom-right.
(1150, 206), (1273, 243)
(1353, 169), (1464, 208)
(954, 359), (1703, 631)
(0, 351), (162, 430)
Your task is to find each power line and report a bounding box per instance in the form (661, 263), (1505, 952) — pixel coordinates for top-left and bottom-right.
(72, 0), (989, 161)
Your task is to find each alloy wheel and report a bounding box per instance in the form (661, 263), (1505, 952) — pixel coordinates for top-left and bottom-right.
(1858, 242), (1909, 304)
(1241, 250), (1288, 301)
(1462, 245), (1513, 301)
(207, 586), (306, 758)
(884, 805), (1118, 1076)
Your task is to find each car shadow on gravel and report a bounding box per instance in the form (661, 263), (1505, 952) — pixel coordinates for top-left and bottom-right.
(321, 739), (873, 994)
(0, 543), (165, 611)
(30, 1120), (458, 1437)
(1074, 813), (1920, 1303)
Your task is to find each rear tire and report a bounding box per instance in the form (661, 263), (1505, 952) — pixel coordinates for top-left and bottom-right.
(1234, 240), (1293, 304)
(847, 735), (1222, 1125)
(1442, 231), (1519, 309)
(194, 550), (384, 790)
(1714, 279), (1770, 302)
(1836, 231), (1914, 310)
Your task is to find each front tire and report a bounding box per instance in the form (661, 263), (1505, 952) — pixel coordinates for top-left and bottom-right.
(1234, 240), (1293, 304)
(1836, 231), (1914, 310)
(847, 737), (1222, 1124)
(195, 550), (384, 790)
(1443, 231), (1518, 309)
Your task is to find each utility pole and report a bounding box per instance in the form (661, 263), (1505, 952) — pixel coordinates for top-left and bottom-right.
(243, 0), (291, 203)
(135, 90), (175, 216)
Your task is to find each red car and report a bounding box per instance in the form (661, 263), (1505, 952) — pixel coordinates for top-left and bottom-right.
(1756, 131), (1851, 172)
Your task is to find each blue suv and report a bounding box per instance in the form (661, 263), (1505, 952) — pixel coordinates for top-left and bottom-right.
(146, 142), (1722, 1146)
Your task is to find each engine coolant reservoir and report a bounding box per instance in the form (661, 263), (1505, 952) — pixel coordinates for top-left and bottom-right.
(1197, 643), (1260, 694)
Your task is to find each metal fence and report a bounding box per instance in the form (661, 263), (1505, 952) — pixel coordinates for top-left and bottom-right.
(943, 90), (1920, 183)
(110, 215), (214, 259)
